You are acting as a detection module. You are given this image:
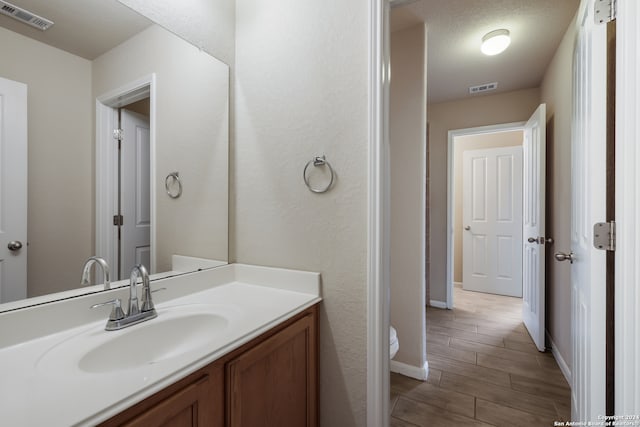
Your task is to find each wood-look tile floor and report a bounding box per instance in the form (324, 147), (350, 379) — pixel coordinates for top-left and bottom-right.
(390, 285), (571, 426)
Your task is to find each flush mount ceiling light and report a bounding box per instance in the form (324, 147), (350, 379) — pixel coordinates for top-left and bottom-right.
(481, 29), (511, 56)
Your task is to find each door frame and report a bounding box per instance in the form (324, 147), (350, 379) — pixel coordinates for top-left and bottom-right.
(614, 0), (640, 416)
(95, 74), (157, 278)
(446, 122), (525, 309)
(367, 0), (389, 426)
(369, 0), (640, 422)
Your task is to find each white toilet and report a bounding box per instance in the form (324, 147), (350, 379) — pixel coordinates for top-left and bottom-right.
(390, 326), (399, 360)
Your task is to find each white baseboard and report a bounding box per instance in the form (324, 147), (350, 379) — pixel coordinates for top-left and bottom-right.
(454, 281), (463, 287)
(390, 360), (429, 381)
(429, 300), (447, 309)
(546, 330), (571, 385)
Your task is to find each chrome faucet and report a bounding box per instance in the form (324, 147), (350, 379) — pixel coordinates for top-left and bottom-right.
(126, 264), (145, 317)
(80, 256), (111, 290)
(91, 264), (159, 331)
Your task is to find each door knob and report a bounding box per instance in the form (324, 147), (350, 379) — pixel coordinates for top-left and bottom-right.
(464, 226), (471, 231)
(554, 251), (575, 264)
(7, 241), (23, 251)
(528, 237), (538, 243)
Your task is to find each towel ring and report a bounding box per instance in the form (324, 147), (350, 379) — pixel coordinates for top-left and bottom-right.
(165, 172), (182, 199)
(303, 155), (335, 193)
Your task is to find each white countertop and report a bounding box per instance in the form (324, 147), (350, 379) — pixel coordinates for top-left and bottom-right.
(0, 264), (321, 426)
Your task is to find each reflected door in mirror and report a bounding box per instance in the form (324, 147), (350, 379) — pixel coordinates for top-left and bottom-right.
(0, 77), (27, 303)
(119, 108), (151, 278)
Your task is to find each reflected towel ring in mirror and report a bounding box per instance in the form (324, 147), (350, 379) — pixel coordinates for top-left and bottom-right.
(165, 172), (183, 198)
(303, 155), (335, 193)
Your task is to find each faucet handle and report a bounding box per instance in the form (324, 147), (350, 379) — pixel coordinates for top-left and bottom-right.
(141, 287), (166, 312)
(91, 298), (126, 321)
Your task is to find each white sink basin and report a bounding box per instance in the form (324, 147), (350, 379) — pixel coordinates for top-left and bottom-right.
(37, 303), (240, 376)
(79, 312), (227, 373)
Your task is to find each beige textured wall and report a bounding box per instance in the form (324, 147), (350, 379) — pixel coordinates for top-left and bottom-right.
(0, 26), (93, 297)
(453, 131), (523, 283)
(390, 24), (427, 370)
(540, 13), (577, 368)
(234, 0), (368, 424)
(92, 25), (229, 272)
(428, 88), (541, 303)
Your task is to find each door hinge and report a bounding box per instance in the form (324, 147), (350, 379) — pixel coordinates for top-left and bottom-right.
(595, 0), (616, 24)
(593, 221), (615, 251)
(113, 215), (124, 226)
(113, 128), (123, 141)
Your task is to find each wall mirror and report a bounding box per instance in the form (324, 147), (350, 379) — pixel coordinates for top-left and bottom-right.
(0, 0), (229, 310)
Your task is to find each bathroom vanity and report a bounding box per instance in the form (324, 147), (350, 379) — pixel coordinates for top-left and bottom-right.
(0, 264), (321, 426)
(100, 305), (317, 426)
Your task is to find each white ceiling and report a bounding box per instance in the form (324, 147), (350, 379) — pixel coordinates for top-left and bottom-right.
(391, 0), (580, 104)
(0, 0), (151, 59)
(2, 0), (579, 95)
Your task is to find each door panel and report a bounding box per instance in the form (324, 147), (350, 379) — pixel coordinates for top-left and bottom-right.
(0, 77), (27, 303)
(522, 103), (546, 352)
(524, 246), (538, 312)
(463, 146), (523, 297)
(496, 236), (514, 279)
(571, 0), (607, 420)
(497, 155), (514, 221)
(120, 109), (151, 277)
(471, 158), (487, 221)
(471, 235), (488, 277)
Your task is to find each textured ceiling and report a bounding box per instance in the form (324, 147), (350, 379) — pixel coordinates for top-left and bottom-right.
(0, 0), (151, 59)
(391, 0), (580, 104)
(2, 0), (579, 95)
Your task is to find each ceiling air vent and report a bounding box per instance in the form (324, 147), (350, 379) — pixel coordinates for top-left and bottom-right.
(0, 0), (54, 31)
(469, 82), (498, 94)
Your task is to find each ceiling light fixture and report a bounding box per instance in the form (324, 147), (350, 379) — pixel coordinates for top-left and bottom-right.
(481, 29), (511, 56)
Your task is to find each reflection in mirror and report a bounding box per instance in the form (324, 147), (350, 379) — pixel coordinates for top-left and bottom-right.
(0, 0), (229, 309)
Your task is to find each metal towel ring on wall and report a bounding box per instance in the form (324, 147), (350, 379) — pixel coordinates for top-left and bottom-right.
(165, 172), (183, 199)
(303, 155), (335, 193)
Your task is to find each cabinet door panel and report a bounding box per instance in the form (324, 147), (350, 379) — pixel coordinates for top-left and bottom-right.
(123, 375), (212, 427)
(227, 314), (317, 427)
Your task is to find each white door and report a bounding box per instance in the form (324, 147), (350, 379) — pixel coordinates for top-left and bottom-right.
(462, 146), (523, 297)
(120, 109), (151, 277)
(0, 77), (27, 303)
(570, 0), (607, 421)
(522, 103), (547, 352)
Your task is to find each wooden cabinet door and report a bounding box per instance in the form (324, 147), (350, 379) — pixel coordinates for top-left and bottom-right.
(122, 375), (214, 427)
(226, 312), (317, 427)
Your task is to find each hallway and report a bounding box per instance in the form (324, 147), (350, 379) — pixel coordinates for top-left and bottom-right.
(391, 285), (571, 426)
